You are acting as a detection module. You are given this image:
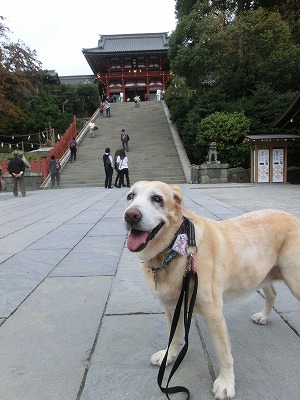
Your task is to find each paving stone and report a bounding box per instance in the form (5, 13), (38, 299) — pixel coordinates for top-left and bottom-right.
(197, 294), (300, 400)
(0, 248), (70, 317)
(81, 314), (213, 400)
(50, 236), (126, 277)
(106, 247), (162, 315)
(0, 184), (299, 400)
(0, 276), (112, 400)
(28, 223), (95, 250)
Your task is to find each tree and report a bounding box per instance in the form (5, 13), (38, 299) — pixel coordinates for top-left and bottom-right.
(169, 5), (230, 89)
(195, 111), (250, 167)
(164, 74), (193, 130)
(29, 91), (73, 137)
(236, 84), (296, 132)
(169, 7), (300, 96)
(0, 17), (42, 141)
(166, 3), (300, 168)
(223, 8), (300, 97)
(76, 84), (99, 116)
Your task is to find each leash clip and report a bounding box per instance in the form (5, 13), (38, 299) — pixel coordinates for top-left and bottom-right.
(184, 252), (196, 276)
(185, 245), (198, 257)
(189, 253), (196, 274)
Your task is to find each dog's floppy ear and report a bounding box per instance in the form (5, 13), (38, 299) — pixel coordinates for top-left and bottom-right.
(171, 185), (182, 206)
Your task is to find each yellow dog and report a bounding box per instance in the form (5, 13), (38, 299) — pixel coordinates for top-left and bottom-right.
(124, 181), (300, 399)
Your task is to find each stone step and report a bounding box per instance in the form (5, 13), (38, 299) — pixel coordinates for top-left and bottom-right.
(58, 101), (188, 188)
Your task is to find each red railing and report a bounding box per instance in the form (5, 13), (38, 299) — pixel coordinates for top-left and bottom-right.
(0, 116), (77, 179)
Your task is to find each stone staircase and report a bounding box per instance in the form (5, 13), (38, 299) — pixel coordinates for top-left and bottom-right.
(60, 101), (188, 188)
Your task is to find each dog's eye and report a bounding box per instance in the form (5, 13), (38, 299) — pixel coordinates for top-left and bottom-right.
(151, 195), (163, 204)
(127, 193), (135, 201)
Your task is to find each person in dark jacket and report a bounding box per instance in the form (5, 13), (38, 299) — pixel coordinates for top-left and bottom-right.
(8, 149), (26, 197)
(49, 155), (61, 189)
(69, 137), (78, 162)
(113, 149), (121, 187)
(103, 147), (114, 188)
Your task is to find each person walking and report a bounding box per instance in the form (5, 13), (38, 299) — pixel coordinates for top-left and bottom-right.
(121, 129), (129, 151)
(103, 147), (114, 188)
(8, 149), (26, 197)
(116, 149), (130, 188)
(89, 121), (98, 138)
(69, 137), (78, 162)
(99, 103), (104, 118)
(134, 95), (140, 107)
(49, 155), (61, 189)
(104, 99), (111, 117)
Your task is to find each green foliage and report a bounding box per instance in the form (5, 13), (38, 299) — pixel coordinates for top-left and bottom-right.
(220, 143), (250, 169)
(170, 7), (300, 97)
(236, 85), (296, 132)
(76, 84), (99, 115)
(0, 18), (42, 140)
(0, 151), (49, 161)
(28, 90), (73, 137)
(166, 87), (231, 162)
(168, 2), (300, 168)
(169, 8), (230, 89)
(195, 111), (250, 167)
(0, 18), (99, 152)
(165, 75), (192, 129)
(223, 9), (300, 96)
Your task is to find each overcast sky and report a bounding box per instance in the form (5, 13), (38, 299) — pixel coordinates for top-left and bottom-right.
(2, 0), (177, 76)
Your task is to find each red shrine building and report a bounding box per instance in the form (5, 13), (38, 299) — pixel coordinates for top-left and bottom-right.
(82, 32), (171, 101)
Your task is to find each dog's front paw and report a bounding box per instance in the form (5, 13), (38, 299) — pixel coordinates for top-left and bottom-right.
(213, 376), (235, 399)
(150, 349), (177, 367)
(251, 312), (267, 325)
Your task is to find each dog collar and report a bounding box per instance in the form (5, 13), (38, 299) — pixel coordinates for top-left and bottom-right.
(162, 217), (189, 252)
(149, 217), (196, 290)
(148, 218), (188, 273)
(149, 250), (178, 290)
(150, 250), (178, 272)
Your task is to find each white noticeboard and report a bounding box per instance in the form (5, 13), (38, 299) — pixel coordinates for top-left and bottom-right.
(257, 149), (270, 183)
(272, 148), (284, 183)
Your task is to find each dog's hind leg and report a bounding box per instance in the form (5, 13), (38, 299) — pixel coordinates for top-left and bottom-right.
(150, 307), (184, 367)
(252, 283), (277, 325)
(282, 271), (300, 302)
(279, 230), (300, 302)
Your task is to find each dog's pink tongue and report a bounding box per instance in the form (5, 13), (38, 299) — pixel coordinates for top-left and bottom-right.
(127, 229), (148, 251)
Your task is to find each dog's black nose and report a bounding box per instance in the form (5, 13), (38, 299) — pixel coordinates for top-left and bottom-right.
(125, 208), (142, 223)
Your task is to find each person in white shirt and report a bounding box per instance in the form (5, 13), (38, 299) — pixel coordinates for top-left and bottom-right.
(89, 121), (96, 138)
(116, 149), (130, 188)
(104, 100), (111, 117)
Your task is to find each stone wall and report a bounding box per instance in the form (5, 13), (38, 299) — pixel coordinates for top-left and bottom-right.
(228, 168), (250, 183)
(2, 172), (43, 192)
(198, 163), (229, 184)
(191, 165), (251, 184)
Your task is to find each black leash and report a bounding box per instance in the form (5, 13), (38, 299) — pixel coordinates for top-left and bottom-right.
(157, 219), (198, 400)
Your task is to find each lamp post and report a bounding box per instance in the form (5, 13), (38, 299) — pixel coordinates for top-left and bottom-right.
(62, 99), (69, 113)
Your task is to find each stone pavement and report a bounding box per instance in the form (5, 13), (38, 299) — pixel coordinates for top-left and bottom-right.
(0, 183), (299, 400)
